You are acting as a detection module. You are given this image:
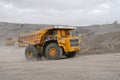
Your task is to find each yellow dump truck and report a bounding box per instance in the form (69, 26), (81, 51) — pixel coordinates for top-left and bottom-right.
(18, 26), (81, 60)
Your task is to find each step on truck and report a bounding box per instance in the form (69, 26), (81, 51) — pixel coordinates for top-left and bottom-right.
(18, 26), (81, 60)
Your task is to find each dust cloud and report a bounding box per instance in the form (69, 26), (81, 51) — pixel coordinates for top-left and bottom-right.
(0, 45), (26, 63)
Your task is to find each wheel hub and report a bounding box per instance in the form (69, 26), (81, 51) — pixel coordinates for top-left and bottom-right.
(49, 48), (57, 56)
(28, 51), (33, 57)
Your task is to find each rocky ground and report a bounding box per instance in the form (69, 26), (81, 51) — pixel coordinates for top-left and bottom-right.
(0, 46), (120, 80)
(80, 31), (120, 55)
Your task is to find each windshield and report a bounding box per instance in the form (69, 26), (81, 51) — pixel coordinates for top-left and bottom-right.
(61, 30), (78, 37)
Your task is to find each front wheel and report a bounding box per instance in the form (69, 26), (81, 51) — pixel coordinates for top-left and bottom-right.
(45, 43), (62, 60)
(65, 52), (76, 58)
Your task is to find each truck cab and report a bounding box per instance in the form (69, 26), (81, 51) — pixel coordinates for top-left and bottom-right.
(45, 28), (80, 53)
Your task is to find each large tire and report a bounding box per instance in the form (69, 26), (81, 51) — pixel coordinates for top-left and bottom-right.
(65, 52), (76, 58)
(25, 45), (39, 61)
(45, 43), (62, 60)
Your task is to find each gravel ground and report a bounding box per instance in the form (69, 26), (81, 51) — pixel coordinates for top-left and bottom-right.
(0, 46), (120, 80)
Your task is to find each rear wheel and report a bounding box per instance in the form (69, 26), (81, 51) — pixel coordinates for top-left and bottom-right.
(25, 45), (40, 61)
(45, 43), (62, 60)
(65, 52), (76, 58)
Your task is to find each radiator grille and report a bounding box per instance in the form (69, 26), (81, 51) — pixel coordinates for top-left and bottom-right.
(70, 39), (79, 47)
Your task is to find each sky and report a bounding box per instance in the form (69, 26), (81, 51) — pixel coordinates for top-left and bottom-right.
(0, 0), (120, 26)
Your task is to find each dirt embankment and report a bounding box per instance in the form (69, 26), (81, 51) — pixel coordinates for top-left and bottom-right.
(80, 31), (120, 54)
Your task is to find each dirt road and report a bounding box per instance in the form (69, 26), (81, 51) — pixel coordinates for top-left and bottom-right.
(0, 46), (120, 80)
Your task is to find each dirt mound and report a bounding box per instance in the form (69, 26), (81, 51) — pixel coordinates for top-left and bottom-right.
(80, 31), (120, 54)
